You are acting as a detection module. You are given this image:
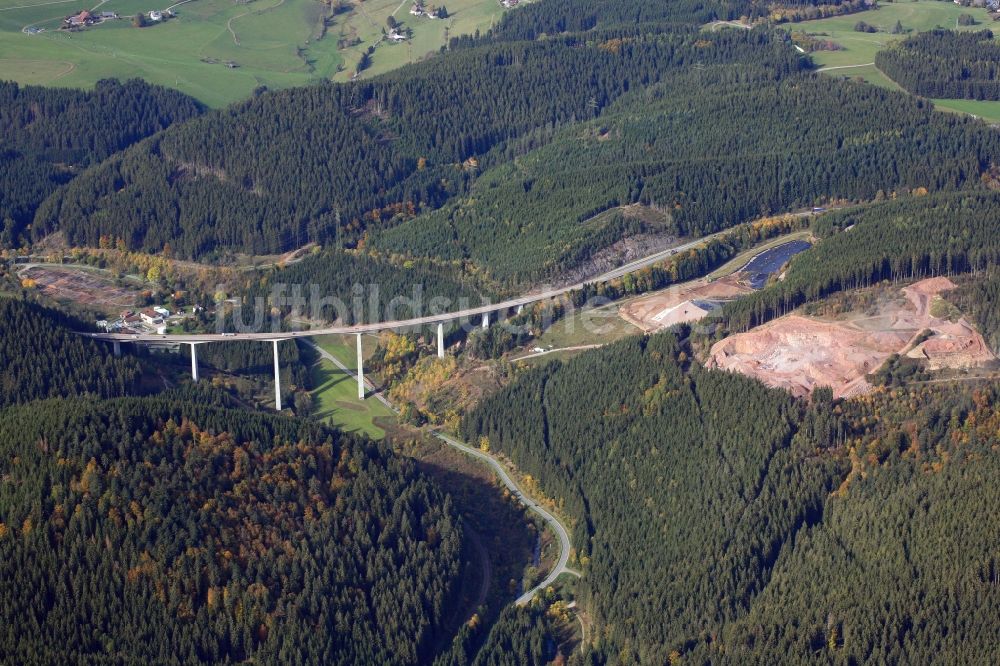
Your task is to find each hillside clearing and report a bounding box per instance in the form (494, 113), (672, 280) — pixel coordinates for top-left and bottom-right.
(785, 0), (1000, 119)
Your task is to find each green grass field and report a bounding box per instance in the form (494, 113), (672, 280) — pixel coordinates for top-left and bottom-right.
(309, 334), (392, 438)
(0, 0), (514, 106)
(330, 0), (506, 82)
(930, 97), (1000, 123)
(310, 356), (392, 438)
(530, 301), (640, 351)
(786, 0), (995, 70)
(785, 1), (1000, 120)
(313, 332), (381, 372)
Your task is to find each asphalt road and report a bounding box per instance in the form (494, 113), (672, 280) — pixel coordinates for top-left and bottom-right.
(81, 230), (734, 343)
(78, 213), (831, 599)
(307, 340), (580, 605)
(512, 344), (603, 362)
(434, 432), (581, 606)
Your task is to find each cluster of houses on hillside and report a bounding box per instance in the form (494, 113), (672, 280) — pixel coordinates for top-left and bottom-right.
(403, 0), (515, 29)
(62, 7), (173, 30)
(99, 306), (185, 335)
(63, 10), (117, 29)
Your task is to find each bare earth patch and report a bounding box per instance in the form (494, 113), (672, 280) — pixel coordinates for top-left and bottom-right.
(19, 265), (138, 311)
(707, 277), (996, 399)
(619, 275), (751, 332)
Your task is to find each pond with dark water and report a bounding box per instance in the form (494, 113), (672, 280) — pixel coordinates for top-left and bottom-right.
(741, 240), (812, 289)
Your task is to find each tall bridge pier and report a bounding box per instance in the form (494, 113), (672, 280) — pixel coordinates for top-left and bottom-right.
(98, 308), (503, 412)
(356, 333), (365, 400)
(272, 339), (282, 411)
(110, 337), (285, 413)
(189, 342), (200, 382)
(184, 339), (284, 411)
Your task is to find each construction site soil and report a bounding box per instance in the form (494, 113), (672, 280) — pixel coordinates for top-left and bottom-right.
(19, 265), (138, 311)
(707, 277), (996, 399)
(619, 275), (753, 332)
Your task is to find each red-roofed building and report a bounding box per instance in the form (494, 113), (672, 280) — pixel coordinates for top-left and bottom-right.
(66, 10), (93, 26)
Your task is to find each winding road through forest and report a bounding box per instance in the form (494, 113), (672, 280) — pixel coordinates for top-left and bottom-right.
(306, 340), (580, 605)
(434, 432), (581, 605)
(80, 209), (834, 606)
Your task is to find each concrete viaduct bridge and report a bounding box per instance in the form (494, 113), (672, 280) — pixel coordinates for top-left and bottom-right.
(93, 299), (523, 410)
(81, 230), (736, 409)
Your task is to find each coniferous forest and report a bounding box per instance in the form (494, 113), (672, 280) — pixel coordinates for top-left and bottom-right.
(18, 2), (1000, 295)
(0, 80), (201, 246)
(7, 0), (1000, 662)
(243, 249), (490, 323)
(718, 191), (1000, 332)
(0, 396), (463, 665)
(0, 299), (140, 407)
(950, 270), (1000, 351)
(462, 331), (1000, 663)
(373, 68), (998, 286)
(36, 29), (800, 259)
(0, 299), (465, 665)
(0, 397), (461, 664)
(876, 30), (1000, 100)
(35, 27), (1000, 290)
(471, 0), (862, 43)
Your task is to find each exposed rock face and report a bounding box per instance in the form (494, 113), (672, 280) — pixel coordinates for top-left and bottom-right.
(708, 278), (996, 399)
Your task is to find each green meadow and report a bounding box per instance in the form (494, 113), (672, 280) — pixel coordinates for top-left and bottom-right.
(313, 333), (380, 372)
(0, 0), (513, 106)
(785, 1), (1000, 121)
(330, 0), (506, 82)
(786, 0), (995, 72)
(309, 334), (392, 439)
(310, 357), (392, 438)
(930, 96), (1000, 124)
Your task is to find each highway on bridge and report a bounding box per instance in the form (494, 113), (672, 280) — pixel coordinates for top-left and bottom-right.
(75, 211), (825, 606)
(80, 230), (733, 343)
